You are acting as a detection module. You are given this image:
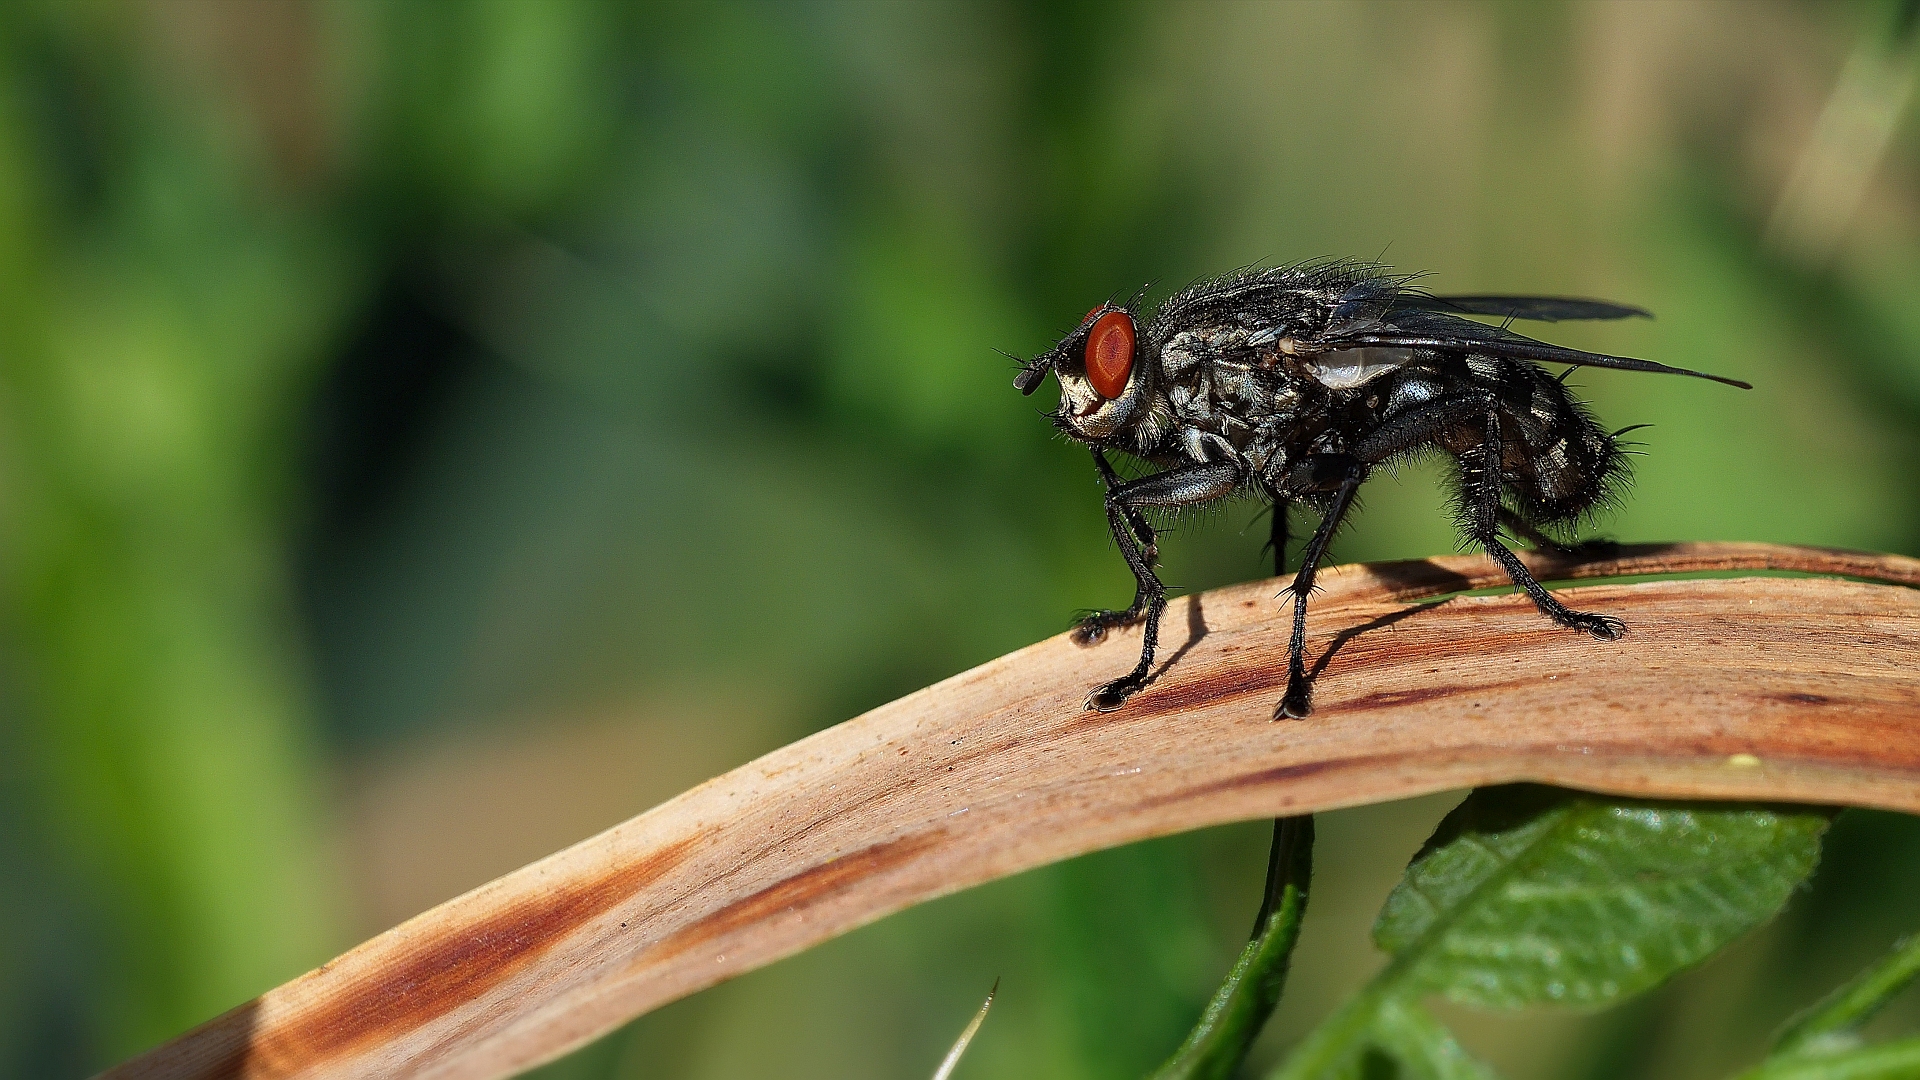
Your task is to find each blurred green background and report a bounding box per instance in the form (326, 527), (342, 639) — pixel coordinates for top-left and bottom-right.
(1, 1), (1916, 1078)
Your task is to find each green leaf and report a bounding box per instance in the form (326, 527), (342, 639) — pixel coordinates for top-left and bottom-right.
(1772, 933), (1920, 1059)
(1270, 788), (1831, 1080)
(1375, 786), (1830, 1009)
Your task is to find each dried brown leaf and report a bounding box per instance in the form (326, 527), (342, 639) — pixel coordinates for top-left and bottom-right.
(102, 543), (1920, 1080)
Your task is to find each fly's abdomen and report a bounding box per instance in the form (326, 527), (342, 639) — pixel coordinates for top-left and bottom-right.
(1498, 364), (1628, 526)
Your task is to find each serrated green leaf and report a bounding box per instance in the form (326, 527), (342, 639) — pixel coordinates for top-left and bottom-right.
(1373, 786), (1830, 1010)
(1273, 788), (1834, 1080)
(1370, 997), (1500, 1080)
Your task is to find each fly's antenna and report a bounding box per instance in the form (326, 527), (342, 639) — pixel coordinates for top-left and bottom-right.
(1001, 348), (1053, 396)
(1014, 356), (1051, 395)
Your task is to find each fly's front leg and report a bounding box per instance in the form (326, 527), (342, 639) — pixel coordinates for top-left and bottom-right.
(1467, 412), (1624, 640)
(1072, 451), (1160, 645)
(1070, 499), (1159, 645)
(1077, 461), (1243, 712)
(1088, 449), (1157, 564)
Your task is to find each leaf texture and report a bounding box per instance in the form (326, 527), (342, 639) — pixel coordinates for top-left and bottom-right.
(1374, 786), (1831, 1010)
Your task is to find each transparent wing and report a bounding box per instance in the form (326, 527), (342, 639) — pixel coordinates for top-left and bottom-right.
(1394, 294), (1652, 322)
(1333, 308), (1750, 388)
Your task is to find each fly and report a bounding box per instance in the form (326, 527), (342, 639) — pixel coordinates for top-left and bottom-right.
(1013, 260), (1749, 718)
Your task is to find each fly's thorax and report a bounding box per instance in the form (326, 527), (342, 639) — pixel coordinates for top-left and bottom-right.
(1161, 324), (1254, 377)
(1244, 435), (1291, 483)
(1162, 331), (1310, 432)
(1241, 391), (1361, 490)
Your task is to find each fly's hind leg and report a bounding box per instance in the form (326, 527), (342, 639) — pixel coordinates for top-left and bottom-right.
(1077, 457), (1244, 711)
(1496, 508), (1619, 560)
(1467, 414), (1624, 640)
(1496, 507), (1574, 554)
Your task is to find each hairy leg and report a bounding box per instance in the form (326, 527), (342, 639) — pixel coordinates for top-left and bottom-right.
(1277, 463), (1367, 719)
(1465, 413), (1624, 639)
(1073, 451), (1159, 644)
(1268, 499), (1292, 578)
(1078, 456), (1243, 711)
(1090, 448), (1158, 563)
(1496, 507), (1620, 558)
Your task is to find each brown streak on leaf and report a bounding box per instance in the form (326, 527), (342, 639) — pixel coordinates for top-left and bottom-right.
(1142, 753), (1415, 810)
(644, 833), (941, 965)
(155, 836), (699, 1079)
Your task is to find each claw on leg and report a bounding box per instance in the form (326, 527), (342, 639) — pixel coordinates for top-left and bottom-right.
(1085, 679), (1137, 712)
(1566, 611), (1626, 640)
(1277, 682), (1312, 720)
(1077, 595), (1165, 712)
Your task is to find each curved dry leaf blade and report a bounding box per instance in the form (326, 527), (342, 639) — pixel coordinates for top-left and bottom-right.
(102, 543), (1920, 1080)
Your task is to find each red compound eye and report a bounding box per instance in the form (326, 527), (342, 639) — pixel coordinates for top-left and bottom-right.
(1084, 310), (1135, 399)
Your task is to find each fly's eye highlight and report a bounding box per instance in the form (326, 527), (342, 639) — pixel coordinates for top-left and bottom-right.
(1084, 310), (1135, 399)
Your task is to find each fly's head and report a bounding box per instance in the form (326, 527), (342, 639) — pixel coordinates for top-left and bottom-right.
(1015, 304), (1154, 443)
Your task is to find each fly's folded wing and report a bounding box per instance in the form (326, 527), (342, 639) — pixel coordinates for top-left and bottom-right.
(1394, 294), (1652, 322)
(1342, 307), (1751, 388)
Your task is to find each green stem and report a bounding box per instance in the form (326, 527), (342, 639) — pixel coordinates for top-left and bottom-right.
(1370, 997), (1498, 1080)
(1263, 980), (1399, 1080)
(1733, 1036), (1920, 1080)
(1148, 816), (1314, 1080)
(1773, 933), (1920, 1058)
